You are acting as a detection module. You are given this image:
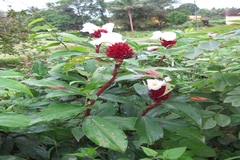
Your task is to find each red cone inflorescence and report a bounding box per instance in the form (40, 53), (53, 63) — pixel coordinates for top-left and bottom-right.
(106, 42), (135, 61)
(148, 83), (168, 102)
(91, 29), (108, 38)
(161, 39), (177, 48)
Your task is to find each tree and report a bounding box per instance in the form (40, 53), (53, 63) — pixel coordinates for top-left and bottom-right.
(91, 0), (109, 24)
(166, 10), (188, 25)
(108, 0), (145, 32)
(141, 0), (179, 27)
(0, 9), (29, 55)
(177, 3), (198, 15)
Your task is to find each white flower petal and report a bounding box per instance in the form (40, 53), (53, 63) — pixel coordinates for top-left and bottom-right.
(80, 23), (99, 34)
(164, 76), (172, 82)
(90, 32), (123, 46)
(102, 23), (114, 33)
(147, 79), (165, 90)
(101, 32), (124, 45)
(90, 39), (103, 46)
(150, 31), (162, 39)
(147, 46), (159, 51)
(161, 32), (176, 41)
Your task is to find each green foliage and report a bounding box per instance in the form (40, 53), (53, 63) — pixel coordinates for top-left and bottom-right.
(1, 18), (240, 160)
(166, 11), (188, 25)
(0, 10), (29, 55)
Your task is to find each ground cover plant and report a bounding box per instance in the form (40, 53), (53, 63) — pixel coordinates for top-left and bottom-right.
(0, 19), (240, 160)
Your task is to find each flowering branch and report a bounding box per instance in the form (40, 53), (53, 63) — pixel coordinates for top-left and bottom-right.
(142, 101), (161, 116)
(84, 60), (123, 117)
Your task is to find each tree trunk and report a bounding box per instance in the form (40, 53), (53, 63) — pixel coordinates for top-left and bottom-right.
(127, 8), (134, 32)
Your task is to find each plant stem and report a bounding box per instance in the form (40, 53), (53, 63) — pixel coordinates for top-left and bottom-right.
(142, 101), (161, 116)
(158, 55), (165, 66)
(84, 60), (123, 117)
(96, 44), (101, 53)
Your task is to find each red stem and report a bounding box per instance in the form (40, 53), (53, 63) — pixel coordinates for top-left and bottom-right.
(158, 55), (165, 66)
(96, 44), (101, 53)
(142, 101), (161, 116)
(84, 60), (123, 117)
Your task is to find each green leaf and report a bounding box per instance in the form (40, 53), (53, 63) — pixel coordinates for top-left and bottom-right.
(0, 77), (33, 97)
(0, 70), (25, 78)
(28, 17), (44, 27)
(214, 114), (231, 127)
(0, 156), (26, 160)
(49, 70), (86, 82)
(71, 127), (84, 142)
(133, 83), (151, 103)
(0, 113), (31, 128)
(182, 47), (203, 59)
(198, 41), (221, 50)
(161, 120), (204, 141)
(164, 102), (202, 126)
(72, 147), (98, 158)
(179, 138), (206, 150)
(163, 147), (187, 159)
(31, 104), (85, 124)
(23, 79), (83, 96)
(225, 156), (240, 160)
(31, 25), (53, 32)
(104, 116), (137, 130)
(91, 102), (119, 117)
(39, 42), (61, 50)
(46, 90), (85, 98)
(135, 117), (163, 145)
(57, 32), (82, 44)
(15, 136), (48, 159)
(202, 118), (217, 129)
(99, 94), (133, 104)
(70, 46), (89, 52)
(227, 86), (240, 95)
(32, 60), (48, 79)
(64, 55), (101, 73)
(83, 59), (97, 73)
(193, 146), (216, 157)
(224, 96), (240, 107)
(141, 146), (158, 157)
(90, 66), (113, 87)
(82, 116), (127, 153)
(49, 51), (88, 60)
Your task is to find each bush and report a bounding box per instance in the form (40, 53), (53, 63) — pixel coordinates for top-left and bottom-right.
(166, 11), (188, 25)
(180, 20), (204, 29)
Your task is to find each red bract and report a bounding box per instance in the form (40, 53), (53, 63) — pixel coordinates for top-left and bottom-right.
(148, 84), (168, 102)
(160, 92), (171, 100)
(91, 29), (108, 38)
(106, 42), (135, 61)
(161, 40), (177, 48)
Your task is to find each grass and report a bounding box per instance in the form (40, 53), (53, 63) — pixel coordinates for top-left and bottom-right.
(0, 54), (24, 68)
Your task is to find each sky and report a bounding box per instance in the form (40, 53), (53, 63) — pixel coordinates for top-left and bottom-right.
(0, 0), (239, 11)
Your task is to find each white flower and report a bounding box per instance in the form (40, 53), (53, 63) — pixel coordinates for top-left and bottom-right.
(150, 31), (176, 41)
(147, 79), (166, 90)
(150, 31), (162, 39)
(161, 32), (176, 41)
(90, 32), (124, 46)
(147, 46), (159, 51)
(164, 76), (172, 82)
(101, 23), (114, 33)
(80, 22), (114, 34)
